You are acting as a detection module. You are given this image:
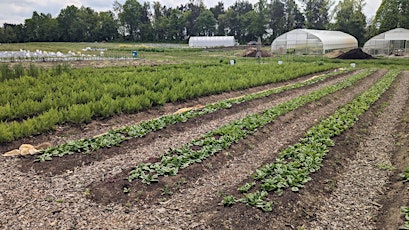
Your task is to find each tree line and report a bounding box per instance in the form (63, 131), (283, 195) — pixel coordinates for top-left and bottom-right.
(0, 0), (408, 46)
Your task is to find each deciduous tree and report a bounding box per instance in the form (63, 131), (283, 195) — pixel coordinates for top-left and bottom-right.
(332, 0), (366, 46)
(302, 0), (331, 29)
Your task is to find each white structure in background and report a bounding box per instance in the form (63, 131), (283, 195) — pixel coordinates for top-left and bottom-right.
(0, 48), (113, 62)
(189, 36), (236, 48)
(363, 28), (409, 56)
(271, 29), (358, 55)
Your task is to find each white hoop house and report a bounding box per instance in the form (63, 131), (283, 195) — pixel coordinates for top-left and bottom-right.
(363, 28), (409, 56)
(271, 29), (358, 55)
(188, 36), (236, 48)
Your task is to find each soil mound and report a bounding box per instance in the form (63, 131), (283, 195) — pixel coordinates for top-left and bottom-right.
(242, 48), (272, 57)
(324, 49), (345, 58)
(336, 48), (374, 60)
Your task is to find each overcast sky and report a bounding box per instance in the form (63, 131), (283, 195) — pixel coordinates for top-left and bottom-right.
(0, 0), (382, 26)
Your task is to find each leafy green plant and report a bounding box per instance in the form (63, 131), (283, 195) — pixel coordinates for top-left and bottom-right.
(123, 186), (131, 194)
(400, 167), (409, 182)
(127, 69), (373, 184)
(238, 182), (256, 193)
(238, 191), (273, 212)
(376, 163), (396, 171)
(161, 185), (173, 195)
(222, 195), (237, 207)
(401, 206), (409, 229)
(223, 69), (398, 211)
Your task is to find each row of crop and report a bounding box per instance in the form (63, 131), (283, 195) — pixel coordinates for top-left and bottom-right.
(400, 168), (409, 228)
(221, 69), (398, 212)
(0, 63), (71, 82)
(0, 62), (337, 122)
(0, 63), (339, 143)
(35, 68), (354, 161)
(0, 63), (213, 108)
(125, 69), (374, 184)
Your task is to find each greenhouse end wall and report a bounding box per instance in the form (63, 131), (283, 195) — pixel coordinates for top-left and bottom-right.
(363, 28), (409, 56)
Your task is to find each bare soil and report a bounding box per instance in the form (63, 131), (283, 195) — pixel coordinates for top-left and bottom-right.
(0, 69), (407, 230)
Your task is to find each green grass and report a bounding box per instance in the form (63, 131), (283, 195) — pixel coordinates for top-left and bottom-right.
(1, 42), (407, 69)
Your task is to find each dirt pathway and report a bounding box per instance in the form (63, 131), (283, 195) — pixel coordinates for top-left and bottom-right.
(304, 71), (409, 229)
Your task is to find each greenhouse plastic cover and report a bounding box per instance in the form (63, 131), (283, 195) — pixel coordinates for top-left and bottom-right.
(189, 36), (235, 48)
(363, 28), (409, 56)
(271, 29), (358, 54)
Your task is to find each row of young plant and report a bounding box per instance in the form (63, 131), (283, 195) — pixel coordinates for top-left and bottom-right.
(0, 62), (329, 142)
(0, 63), (339, 143)
(0, 63), (44, 81)
(0, 62), (219, 109)
(126, 69), (375, 184)
(0, 62), (336, 122)
(400, 168), (409, 229)
(35, 68), (355, 162)
(221, 69), (398, 212)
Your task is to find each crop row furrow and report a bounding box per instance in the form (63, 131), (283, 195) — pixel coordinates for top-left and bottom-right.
(222, 69), (398, 212)
(35, 68), (354, 162)
(126, 69), (374, 184)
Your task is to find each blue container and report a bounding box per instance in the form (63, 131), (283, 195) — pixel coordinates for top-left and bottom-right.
(132, 51), (138, 58)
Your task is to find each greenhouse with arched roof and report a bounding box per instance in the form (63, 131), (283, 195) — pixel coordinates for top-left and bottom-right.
(188, 36), (236, 48)
(271, 29), (358, 55)
(363, 28), (409, 56)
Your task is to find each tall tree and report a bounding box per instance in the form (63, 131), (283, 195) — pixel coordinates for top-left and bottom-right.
(268, 0), (285, 39)
(210, 1), (225, 20)
(152, 2), (167, 41)
(248, 0), (268, 39)
(210, 1), (226, 35)
(302, 0), (331, 29)
(77, 7), (99, 42)
(222, 0), (254, 43)
(96, 11), (119, 41)
(283, 0), (304, 31)
(374, 0), (409, 33)
(333, 0), (366, 46)
(167, 8), (186, 41)
(57, 5), (82, 42)
(194, 10), (217, 36)
(24, 12), (58, 42)
(139, 2), (154, 41)
(117, 0), (143, 40)
(183, 0), (205, 36)
(0, 23), (25, 43)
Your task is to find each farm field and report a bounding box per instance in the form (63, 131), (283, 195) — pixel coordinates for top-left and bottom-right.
(0, 45), (408, 229)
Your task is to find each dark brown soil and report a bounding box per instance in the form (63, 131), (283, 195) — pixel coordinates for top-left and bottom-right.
(336, 48), (375, 60)
(375, 73), (409, 229)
